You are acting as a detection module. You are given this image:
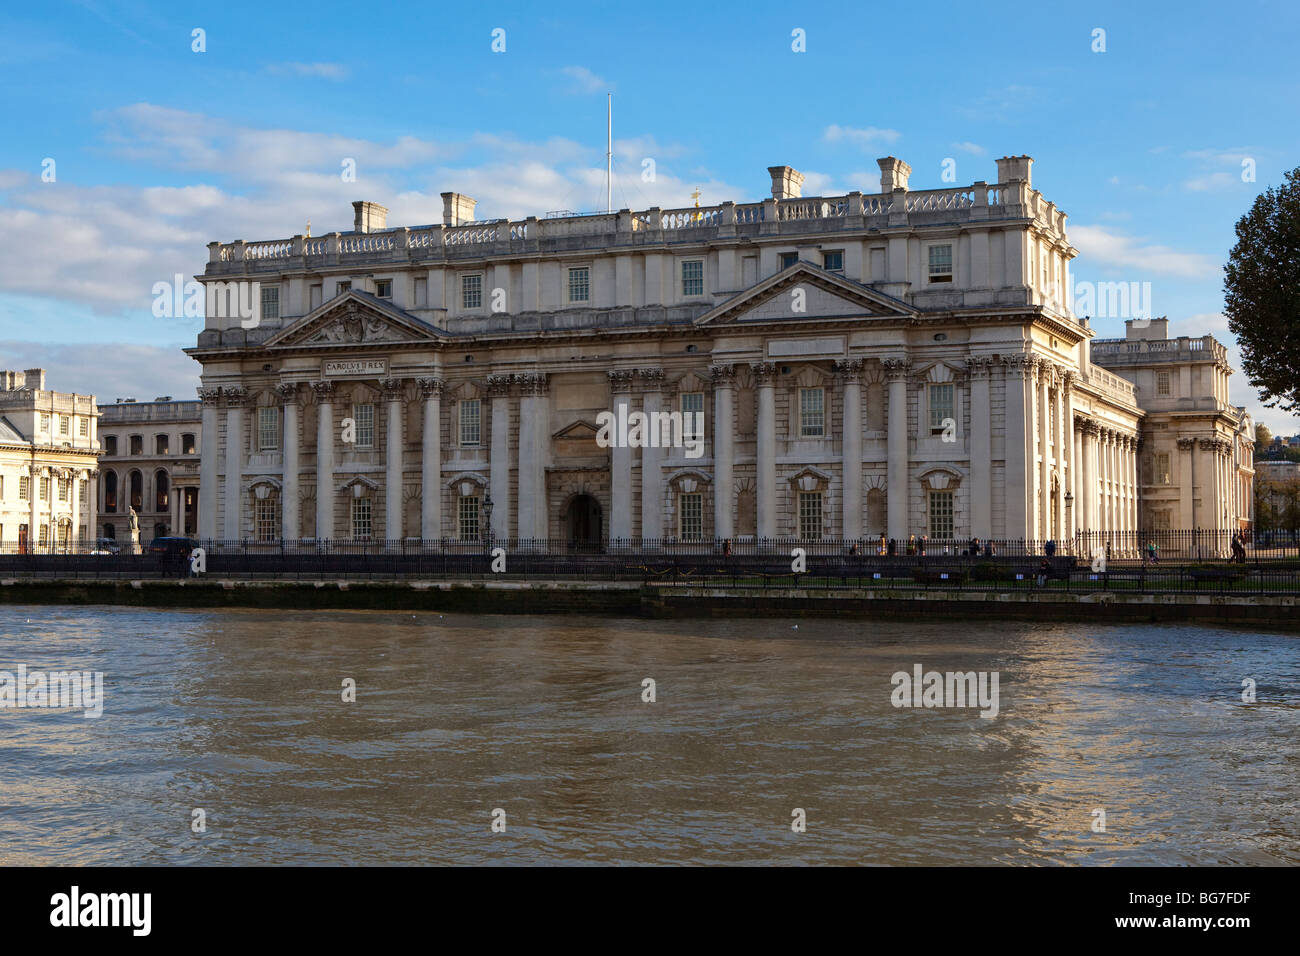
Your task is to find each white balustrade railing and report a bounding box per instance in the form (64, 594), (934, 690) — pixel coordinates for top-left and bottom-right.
(339, 233), (395, 254)
(243, 240), (292, 260)
(905, 189), (974, 212)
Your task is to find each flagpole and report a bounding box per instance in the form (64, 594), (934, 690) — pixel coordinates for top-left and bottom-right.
(606, 93), (612, 214)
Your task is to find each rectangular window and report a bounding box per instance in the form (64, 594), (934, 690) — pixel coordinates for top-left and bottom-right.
(460, 399), (481, 447)
(79, 417), (88, 437)
(568, 266), (590, 303)
(156, 434), (169, 455)
(798, 492), (822, 540)
(351, 497), (372, 541)
(779, 252), (799, 270)
(0, 476), (4, 498)
(40, 476), (50, 501)
(374, 279), (392, 299)
(258, 406), (281, 451)
(130, 435), (142, 455)
(260, 285), (280, 320)
(352, 403), (374, 447)
(39, 525), (48, 547)
(58, 478), (68, 502)
(255, 496), (280, 542)
(40, 413), (49, 432)
(310, 284), (323, 309)
(799, 388), (825, 438)
(822, 250), (844, 272)
(79, 480), (87, 504)
(183, 433), (196, 455)
(104, 436), (117, 455)
(60, 416), (69, 435)
(461, 273), (482, 309)
(458, 495), (481, 542)
(681, 260), (704, 297)
(337, 281), (352, 294)
(19, 476), (29, 500)
(414, 277), (427, 307)
(1157, 372), (1171, 396)
(929, 383), (955, 435)
(928, 244), (953, 283)
(1155, 452), (1171, 484)
(681, 392), (704, 442)
(929, 491), (954, 538)
(680, 492), (703, 540)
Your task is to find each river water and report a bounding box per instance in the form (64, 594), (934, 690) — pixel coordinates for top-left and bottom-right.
(0, 605), (1295, 865)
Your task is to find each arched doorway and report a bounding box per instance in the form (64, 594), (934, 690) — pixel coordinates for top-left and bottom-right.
(565, 494), (603, 551)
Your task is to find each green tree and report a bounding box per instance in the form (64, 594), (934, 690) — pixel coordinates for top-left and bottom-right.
(1255, 422), (1272, 449)
(1224, 168), (1300, 412)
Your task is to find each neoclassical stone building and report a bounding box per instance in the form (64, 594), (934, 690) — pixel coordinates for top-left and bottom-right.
(0, 369), (99, 552)
(97, 398), (201, 543)
(188, 155), (1165, 547)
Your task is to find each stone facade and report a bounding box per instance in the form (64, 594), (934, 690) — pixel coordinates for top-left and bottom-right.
(96, 398), (202, 543)
(188, 156), (1178, 547)
(1091, 319), (1253, 531)
(0, 369), (100, 551)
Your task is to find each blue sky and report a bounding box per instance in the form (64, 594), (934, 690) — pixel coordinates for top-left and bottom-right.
(1, 0), (1298, 430)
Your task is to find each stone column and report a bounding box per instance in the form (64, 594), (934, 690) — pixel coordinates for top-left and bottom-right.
(222, 386), (247, 541)
(712, 365), (737, 541)
(277, 384), (300, 541)
(607, 370), (635, 544)
(1054, 374), (1069, 541)
(837, 360), (864, 540)
(516, 373), (550, 546)
(1079, 419), (1097, 532)
(1177, 437), (1195, 529)
(968, 359), (993, 540)
(1002, 358), (1029, 539)
(884, 359), (911, 541)
(69, 469), (80, 551)
(382, 379), (405, 543)
(639, 369), (665, 544)
(487, 375), (513, 541)
(28, 465), (40, 550)
(1037, 366), (1051, 541)
(198, 388), (220, 540)
(754, 362), (778, 540)
(418, 379), (443, 542)
(314, 381), (336, 541)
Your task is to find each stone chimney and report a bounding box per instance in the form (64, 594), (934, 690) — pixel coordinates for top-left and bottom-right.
(23, 368), (46, 390)
(994, 155), (1033, 186)
(1126, 317), (1169, 341)
(876, 157), (911, 192)
(767, 166), (805, 200)
(352, 201), (389, 233)
(441, 192), (477, 226)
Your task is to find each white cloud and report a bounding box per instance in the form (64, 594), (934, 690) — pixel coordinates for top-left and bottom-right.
(267, 62), (350, 80)
(0, 340), (198, 404)
(823, 125), (902, 151)
(951, 141), (985, 156)
(1184, 171), (1239, 192)
(1070, 224), (1219, 278)
(560, 65), (609, 94)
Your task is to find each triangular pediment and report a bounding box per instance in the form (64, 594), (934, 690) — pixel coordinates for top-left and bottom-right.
(553, 419), (601, 440)
(696, 263), (916, 326)
(264, 290), (444, 348)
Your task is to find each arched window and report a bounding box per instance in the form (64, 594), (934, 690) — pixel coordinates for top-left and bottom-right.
(103, 471), (118, 513)
(155, 470), (169, 511)
(129, 470), (143, 510)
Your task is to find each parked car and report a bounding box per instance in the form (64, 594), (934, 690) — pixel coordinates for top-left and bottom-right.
(90, 537), (122, 555)
(147, 537), (199, 557)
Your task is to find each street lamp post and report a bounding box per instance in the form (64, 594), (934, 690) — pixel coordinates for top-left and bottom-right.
(482, 492), (494, 550)
(1064, 491), (1074, 554)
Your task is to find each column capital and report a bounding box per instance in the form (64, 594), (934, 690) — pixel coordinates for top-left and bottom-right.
(485, 374), (515, 397)
(380, 378), (407, 400)
(312, 381), (337, 402)
(746, 362), (775, 386)
(515, 372), (550, 396)
(274, 382), (299, 404)
(607, 369), (637, 393)
(1177, 437), (1196, 450)
(198, 387), (222, 406)
(967, 356), (994, 379)
(708, 363), (738, 387)
(637, 368), (665, 390)
(882, 358), (911, 382)
(417, 377), (445, 398)
(833, 359), (865, 384)
(222, 386), (249, 407)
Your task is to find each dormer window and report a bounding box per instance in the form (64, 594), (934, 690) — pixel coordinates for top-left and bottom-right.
(779, 252), (799, 270)
(374, 279), (392, 299)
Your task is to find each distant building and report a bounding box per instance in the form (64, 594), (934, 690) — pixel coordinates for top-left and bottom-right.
(1255, 459), (1300, 529)
(96, 398), (201, 542)
(1091, 318), (1253, 530)
(0, 369), (100, 551)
